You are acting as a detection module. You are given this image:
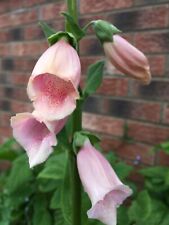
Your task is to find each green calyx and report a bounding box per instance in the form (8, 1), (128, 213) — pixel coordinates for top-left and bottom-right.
(92, 20), (121, 43)
(48, 31), (77, 49)
(39, 21), (77, 49)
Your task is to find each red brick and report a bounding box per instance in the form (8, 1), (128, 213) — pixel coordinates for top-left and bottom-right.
(97, 77), (128, 97)
(110, 5), (169, 31)
(14, 58), (36, 71)
(12, 88), (29, 101)
(80, 0), (133, 14)
(24, 0), (45, 7)
(9, 72), (30, 86)
(156, 151), (169, 166)
(11, 101), (32, 113)
(0, 30), (9, 42)
(0, 127), (12, 137)
(138, 5), (169, 29)
(148, 55), (166, 76)
(23, 26), (43, 40)
(80, 37), (103, 56)
(0, 44), (10, 56)
(80, 56), (103, 75)
(0, 112), (12, 127)
(50, 20), (65, 31)
(130, 80), (169, 101)
(135, 31), (169, 54)
(163, 104), (169, 124)
(123, 101), (161, 123)
(0, 9), (38, 28)
(82, 112), (125, 137)
(101, 135), (154, 165)
(8, 0), (25, 10)
(40, 2), (66, 20)
(10, 41), (47, 57)
(127, 121), (169, 145)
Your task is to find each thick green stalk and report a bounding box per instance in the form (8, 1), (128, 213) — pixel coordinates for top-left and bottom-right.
(66, 0), (78, 31)
(68, 101), (82, 225)
(65, 1), (82, 225)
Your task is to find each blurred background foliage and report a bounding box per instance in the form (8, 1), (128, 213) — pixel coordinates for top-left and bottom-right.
(0, 136), (169, 225)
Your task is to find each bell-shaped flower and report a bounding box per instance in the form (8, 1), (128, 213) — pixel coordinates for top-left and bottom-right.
(27, 40), (81, 121)
(11, 113), (66, 168)
(77, 140), (132, 225)
(103, 35), (151, 85)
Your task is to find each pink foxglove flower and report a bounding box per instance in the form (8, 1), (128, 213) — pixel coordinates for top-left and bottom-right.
(103, 35), (151, 85)
(27, 40), (81, 121)
(11, 113), (66, 168)
(77, 140), (132, 225)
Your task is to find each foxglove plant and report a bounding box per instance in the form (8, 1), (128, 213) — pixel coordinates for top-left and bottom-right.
(10, 1), (151, 225)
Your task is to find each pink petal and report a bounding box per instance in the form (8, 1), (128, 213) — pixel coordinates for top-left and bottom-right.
(29, 73), (79, 121)
(27, 40), (81, 100)
(103, 35), (151, 85)
(10, 113), (57, 168)
(43, 117), (68, 134)
(77, 140), (132, 225)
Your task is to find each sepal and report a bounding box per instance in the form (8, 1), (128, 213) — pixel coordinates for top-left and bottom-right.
(62, 12), (85, 41)
(48, 31), (77, 49)
(73, 131), (100, 154)
(92, 20), (121, 43)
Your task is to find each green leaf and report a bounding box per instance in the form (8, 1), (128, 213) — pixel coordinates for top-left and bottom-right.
(106, 151), (118, 165)
(50, 188), (61, 209)
(38, 151), (67, 180)
(62, 12), (85, 41)
(39, 21), (56, 39)
(161, 214), (169, 225)
(54, 209), (66, 225)
(33, 195), (52, 225)
(6, 154), (33, 194)
(38, 179), (60, 193)
(73, 131), (100, 154)
(146, 199), (167, 225)
(128, 190), (151, 223)
(0, 139), (19, 161)
(139, 166), (169, 178)
(114, 162), (133, 180)
(83, 61), (105, 98)
(117, 206), (130, 225)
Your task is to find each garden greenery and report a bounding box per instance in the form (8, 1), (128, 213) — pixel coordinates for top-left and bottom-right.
(0, 138), (169, 225)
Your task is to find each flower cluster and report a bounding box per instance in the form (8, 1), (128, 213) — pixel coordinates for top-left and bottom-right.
(11, 40), (81, 167)
(11, 30), (150, 225)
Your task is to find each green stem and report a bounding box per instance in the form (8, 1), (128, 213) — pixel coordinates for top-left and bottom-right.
(65, 1), (82, 225)
(68, 100), (82, 225)
(66, 0), (78, 32)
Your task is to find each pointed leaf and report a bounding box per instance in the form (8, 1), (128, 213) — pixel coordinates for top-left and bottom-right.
(33, 195), (52, 225)
(6, 154), (33, 194)
(62, 12), (85, 41)
(39, 21), (56, 39)
(83, 61), (105, 98)
(38, 152), (67, 180)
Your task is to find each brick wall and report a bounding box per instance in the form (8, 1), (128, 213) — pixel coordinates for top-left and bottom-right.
(0, 0), (169, 167)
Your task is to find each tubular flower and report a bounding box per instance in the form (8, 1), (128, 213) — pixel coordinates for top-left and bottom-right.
(27, 40), (81, 121)
(77, 140), (132, 225)
(103, 35), (151, 85)
(11, 113), (66, 168)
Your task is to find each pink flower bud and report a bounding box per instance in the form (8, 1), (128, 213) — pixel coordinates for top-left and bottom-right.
(103, 35), (151, 85)
(27, 40), (81, 121)
(77, 140), (132, 225)
(10, 113), (66, 168)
